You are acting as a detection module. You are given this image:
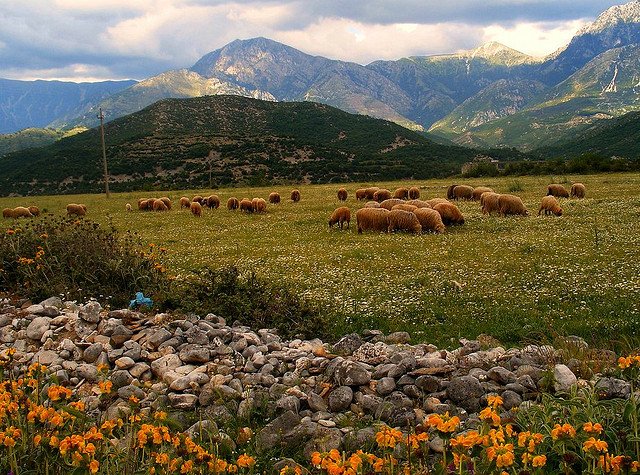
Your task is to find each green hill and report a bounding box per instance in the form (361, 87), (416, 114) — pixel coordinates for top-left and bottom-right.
(0, 95), (498, 196)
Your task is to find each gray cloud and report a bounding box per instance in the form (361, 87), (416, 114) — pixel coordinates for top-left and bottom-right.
(0, 0), (626, 81)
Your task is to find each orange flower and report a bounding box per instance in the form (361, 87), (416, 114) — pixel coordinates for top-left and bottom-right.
(479, 407), (501, 426)
(583, 437), (608, 454)
(486, 443), (515, 468)
(89, 460), (99, 474)
(551, 423), (576, 440)
(487, 395), (504, 408)
(426, 412), (461, 433)
(236, 453), (255, 468)
(532, 455), (547, 467)
(180, 460), (194, 473)
(619, 356), (633, 369)
(583, 422), (604, 435)
(375, 425), (403, 448)
(518, 431), (544, 453)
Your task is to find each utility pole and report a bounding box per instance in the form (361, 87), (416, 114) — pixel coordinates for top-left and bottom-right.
(98, 108), (110, 198)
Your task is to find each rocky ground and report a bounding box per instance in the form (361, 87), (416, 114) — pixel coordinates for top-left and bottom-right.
(0, 296), (630, 460)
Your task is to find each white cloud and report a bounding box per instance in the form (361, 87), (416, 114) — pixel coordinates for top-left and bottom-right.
(482, 19), (589, 57)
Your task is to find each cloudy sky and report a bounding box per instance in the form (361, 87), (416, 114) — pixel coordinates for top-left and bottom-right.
(0, 0), (627, 82)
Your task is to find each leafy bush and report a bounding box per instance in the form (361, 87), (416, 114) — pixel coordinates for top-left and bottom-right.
(159, 266), (331, 340)
(0, 216), (168, 307)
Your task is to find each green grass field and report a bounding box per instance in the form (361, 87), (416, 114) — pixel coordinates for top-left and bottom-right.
(2, 173), (639, 347)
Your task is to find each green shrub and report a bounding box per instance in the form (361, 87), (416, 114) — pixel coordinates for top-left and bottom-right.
(0, 216), (169, 307)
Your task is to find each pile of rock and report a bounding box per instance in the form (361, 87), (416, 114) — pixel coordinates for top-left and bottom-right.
(0, 297), (626, 457)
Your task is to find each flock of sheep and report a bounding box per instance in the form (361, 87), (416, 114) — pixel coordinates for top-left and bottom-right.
(2, 182), (586, 237)
(327, 182), (586, 235)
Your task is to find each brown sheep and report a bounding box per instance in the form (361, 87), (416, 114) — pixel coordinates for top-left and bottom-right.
(356, 207), (390, 234)
(408, 186), (420, 200)
(252, 198), (267, 213)
(364, 187), (380, 200)
(406, 200), (431, 209)
(538, 196), (563, 216)
(227, 197), (239, 210)
(12, 207), (33, 218)
(433, 202), (464, 225)
(153, 200), (168, 211)
(363, 201), (380, 208)
(27, 206), (40, 216)
(125, 203), (132, 212)
(450, 185), (474, 200)
(240, 198), (254, 212)
(192, 195), (205, 205)
(425, 198), (450, 208)
(66, 204), (87, 217)
(379, 198), (405, 210)
(138, 199), (150, 211)
(387, 209), (421, 234)
(190, 201), (202, 217)
(337, 188), (348, 201)
(472, 186), (494, 201)
(373, 189), (392, 202)
(160, 197), (172, 210)
(480, 192), (501, 216)
(2, 208), (14, 218)
(269, 192), (281, 204)
(393, 187), (409, 200)
(570, 183), (586, 198)
(329, 207), (351, 229)
(179, 197), (191, 209)
(392, 204), (418, 213)
(547, 184), (569, 198)
(291, 189), (301, 202)
(206, 195), (220, 209)
(498, 194), (528, 216)
(414, 208), (445, 234)
(355, 188), (367, 201)
(446, 184), (460, 199)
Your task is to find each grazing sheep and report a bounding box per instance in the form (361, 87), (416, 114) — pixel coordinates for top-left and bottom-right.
(125, 203), (132, 212)
(373, 189), (392, 202)
(66, 203), (87, 217)
(27, 206), (40, 216)
(571, 183), (586, 198)
(387, 209), (422, 234)
(433, 202), (464, 225)
(450, 185), (474, 200)
(252, 198), (267, 213)
(355, 188), (367, 201)
(547, 184), (569, 198)
(480, 192), (501, 215)
(2, 208), (13, 218)
(364, 187), (380, 200)
(240, 198), (254, 212)
(446, 184), (460, 200)
(472, 186), (494, 201)
(227, 197), (239, 210)
(138, 199), (150, 211)
(408, 186), (420, 200)
(414, 208), (445, 234)
(393, 187), (409, 200)
(269, 192), (281, 204)
(329, 207), (351, 229)
(363, 201), (380, 208)
(190, 201), (202, 217)
(425, 198), (450, 208)
(291, 189), (301, 202)
(179, 197), (191, 209)
(392, 204), (418, 213)
(160, 197), (172, 210)
(406, 200), (431, 209)
(153, 200), (168, 211)
(206, 194), (220, 209)
(192, 195), (205, 205)
(337, 188), (348, 201)
(356, 208), (390, 234)
(498, 194), (528, 216)
(379, 198), (405, 211)
(12, 207), (33, 218)
(538, 196), (563, 216)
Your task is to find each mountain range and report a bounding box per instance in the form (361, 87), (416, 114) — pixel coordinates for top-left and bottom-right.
(3, 0), (640, 153)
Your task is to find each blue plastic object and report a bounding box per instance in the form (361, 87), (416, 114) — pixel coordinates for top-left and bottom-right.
(129, 291), (153, 309)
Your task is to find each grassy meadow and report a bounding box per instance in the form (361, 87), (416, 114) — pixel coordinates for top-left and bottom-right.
(2, 173), (640, 347)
